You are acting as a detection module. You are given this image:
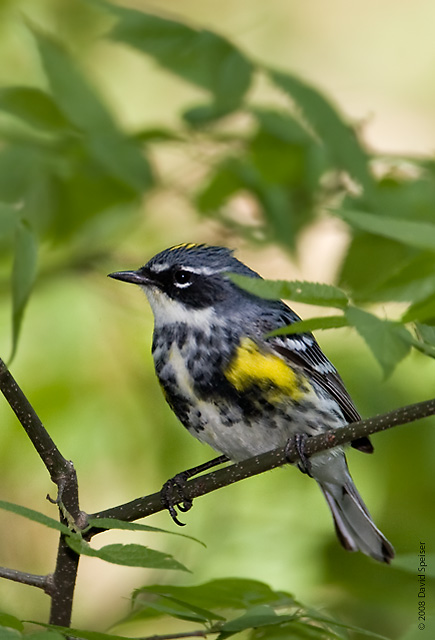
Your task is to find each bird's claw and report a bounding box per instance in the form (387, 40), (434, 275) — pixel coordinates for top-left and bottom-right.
(286, 433), (313, 477)
(160, 472), (193, 526)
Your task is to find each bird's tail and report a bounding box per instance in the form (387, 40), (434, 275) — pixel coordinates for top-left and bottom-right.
(309, 451), (394, 563)
(318, 477), (394, 563)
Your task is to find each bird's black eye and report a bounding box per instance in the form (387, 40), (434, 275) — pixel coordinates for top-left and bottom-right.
(173, 269), (193, 287)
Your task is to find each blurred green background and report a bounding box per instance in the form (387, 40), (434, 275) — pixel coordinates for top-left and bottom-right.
(0, 1), (435, 638)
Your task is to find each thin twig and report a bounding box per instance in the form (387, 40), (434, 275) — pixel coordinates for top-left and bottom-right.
(0, 358), (69, 483)
(142, 631), (207, 640)
(0, 566), (51, 592)
(88, 397), (435, 532)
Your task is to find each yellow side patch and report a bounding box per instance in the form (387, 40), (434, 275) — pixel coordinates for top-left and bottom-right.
(224, 337), (309, 401)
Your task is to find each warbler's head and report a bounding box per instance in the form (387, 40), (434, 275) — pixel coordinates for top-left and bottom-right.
(108, 243), (261, 325)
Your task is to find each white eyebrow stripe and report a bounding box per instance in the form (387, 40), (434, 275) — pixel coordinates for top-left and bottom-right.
(150, 262), (169, 272)
(149, 264), (226, 276)
(180, 266), (226, 275)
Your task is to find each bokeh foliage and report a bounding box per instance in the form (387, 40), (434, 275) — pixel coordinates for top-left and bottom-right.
(0, 1), (435, 638)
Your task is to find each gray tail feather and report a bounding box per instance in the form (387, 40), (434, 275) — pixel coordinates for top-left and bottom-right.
(319, 480), (395, 563)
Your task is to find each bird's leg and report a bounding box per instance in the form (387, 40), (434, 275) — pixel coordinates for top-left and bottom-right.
(285, 433), (313, 477)
(161, 454), (229, 526)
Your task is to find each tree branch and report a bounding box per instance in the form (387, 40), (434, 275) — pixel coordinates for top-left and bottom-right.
(2, 349), (435, 627)
(0, 357), (82, 626)
(143, 631), (207, 640)
(49, 539), (80, 624)
(0, 359), (70, 482)
(88, 397), (435, 532)
(0, 566), (51, 591)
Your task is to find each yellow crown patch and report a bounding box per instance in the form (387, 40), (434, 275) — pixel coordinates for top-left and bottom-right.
(169, 243), (203, 252)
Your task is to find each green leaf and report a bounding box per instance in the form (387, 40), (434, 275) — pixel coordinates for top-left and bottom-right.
(53, 153), (139, 240)
(402, 294), (435, 324)
(338, 210), (435, 250)
(345, 307), (411, 377)
(106, 5), (253, 109)
(196, 160), (245, 213)
(268, 69), (373, 195)
(308, 613), (391, 639)
(248, 109), (322, 191)
(0, 87), (70, 132)
(407, 335), (435, 359)
(229, 274), (349, 308)
(0, 500), (71, 535)
(0, 615), (23, 633)
(118, 599), (207, 624)
(0, 203), (19, 246)
(393, 553), (435, 578)
(29, 624), (135, 640)
(259, 183), (309, 248)
(267, 316), (349, 337)
(142, 601), (213, 624)
(123, 590), (223, 625)
(132, 127), (183, 143)
(250, 621), (339, 639)
(65, 537), (188, 571)
(87, 517), (174, 533)
(250, 129), (306, 185)
(374, 170), (435, 225)
(0, 146), (38, 205)
(154, 594), (223, 623)
(251, 108), (314, 144)
(10, 220), (38, 361)
(25, 633), (65, 640)
(338, 232), (415, 298)
(196, 152), (317, 247)
(415, 323), (435, 345)
(219, 605), (295, 633)
(133, 578), (295, 612)
(183, 103), (235, 126)
(87, 517), (204, 545)
(365, 251), (435, 304)
(399, 617), (435, 640)
(0, 628), (21, 640)
(33, 28), (152, 192)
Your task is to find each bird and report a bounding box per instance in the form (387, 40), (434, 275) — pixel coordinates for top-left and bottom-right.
(109, 243), (394, 563)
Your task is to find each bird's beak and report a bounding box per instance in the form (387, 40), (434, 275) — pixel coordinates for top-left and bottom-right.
(108, 269), (154, 286)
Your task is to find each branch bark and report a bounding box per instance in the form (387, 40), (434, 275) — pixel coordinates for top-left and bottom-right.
(88, 396), (435, 532)
(0, 359), (69, 482)
(0, 357), (82, 626)
(1, 352), (435, 626)
(0, 566), (50, 591)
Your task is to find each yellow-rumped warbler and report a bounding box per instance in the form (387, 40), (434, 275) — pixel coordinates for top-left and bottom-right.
(109, 243), (394, 563)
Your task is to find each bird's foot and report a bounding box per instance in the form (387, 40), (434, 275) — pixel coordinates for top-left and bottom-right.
(285, 433), (313, 477)
(160, 472), (193, 527)
(160, 454), (229, 526)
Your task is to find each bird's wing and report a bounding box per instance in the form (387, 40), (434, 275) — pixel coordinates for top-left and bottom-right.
(254, 305), (373, 453)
